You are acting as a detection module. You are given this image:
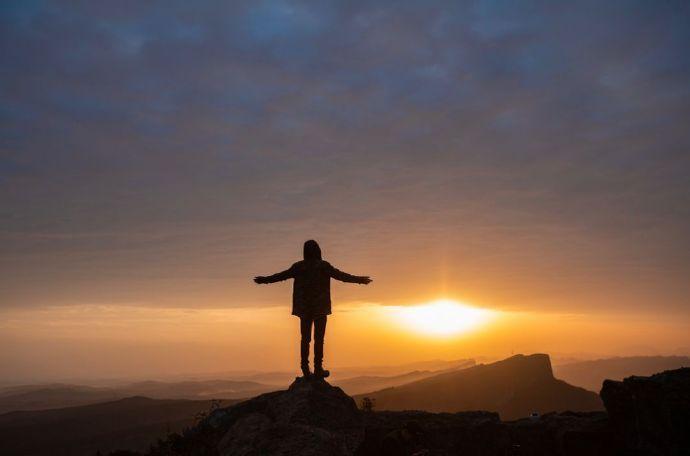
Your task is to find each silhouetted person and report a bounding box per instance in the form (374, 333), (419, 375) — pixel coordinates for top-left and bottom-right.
(254, 240), (372, 378)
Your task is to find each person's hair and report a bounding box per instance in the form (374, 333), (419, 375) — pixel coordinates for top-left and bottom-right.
(303, 239), (322, 261)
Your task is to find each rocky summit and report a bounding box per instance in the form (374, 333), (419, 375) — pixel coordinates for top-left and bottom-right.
(208, 377), (362, 456)
(139, 368), (690, 456)
(143, 377), (363, 456)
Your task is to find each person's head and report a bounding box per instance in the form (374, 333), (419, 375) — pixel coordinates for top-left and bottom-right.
(303, 239), (322, 261)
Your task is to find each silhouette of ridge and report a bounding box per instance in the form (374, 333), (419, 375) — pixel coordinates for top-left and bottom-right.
(7, 357), (689, 455)
(353, 353), (603, 420)
(145, 370), (610, 455)
(0, 396), (236, 456)
(135, 354), (611, 455)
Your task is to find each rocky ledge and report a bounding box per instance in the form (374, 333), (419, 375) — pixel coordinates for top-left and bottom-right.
(140, 368), (690, 456)
(601, 367), (690, 456)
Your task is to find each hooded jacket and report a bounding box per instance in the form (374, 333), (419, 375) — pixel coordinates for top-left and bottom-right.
(259, 240), (367, 317)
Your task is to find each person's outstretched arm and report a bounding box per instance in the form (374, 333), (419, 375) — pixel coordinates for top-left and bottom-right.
(254, 266), (295, 284)
(329, 265), (372, 284)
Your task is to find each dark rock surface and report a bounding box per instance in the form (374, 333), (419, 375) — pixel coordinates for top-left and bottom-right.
(357, 409), (612, 456)
(137, 367), (690, 456)
(601, 367), (690, 456)
(147, 377), (363, 456)
(212, 377), (362, 456)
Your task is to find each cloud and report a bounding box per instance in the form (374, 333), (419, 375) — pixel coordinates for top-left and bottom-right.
(0, 0), (689, 313)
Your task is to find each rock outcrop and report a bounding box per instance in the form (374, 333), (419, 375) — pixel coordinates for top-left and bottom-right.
(148, 377), (363, 456)
(146, 377), (611, 456)
(601, 367), (690, 456)
(211, 377), (362, 456)
(139, 366), (690, 456)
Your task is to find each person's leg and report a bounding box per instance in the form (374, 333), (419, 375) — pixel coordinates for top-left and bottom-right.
(299, 317), (313, 377)
(313, 316), (329, 378)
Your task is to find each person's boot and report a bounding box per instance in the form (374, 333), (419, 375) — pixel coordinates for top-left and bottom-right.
(313, 339), (330, 378)
(300, 340), (312, 378)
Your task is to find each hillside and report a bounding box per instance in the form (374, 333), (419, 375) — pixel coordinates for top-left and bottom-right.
(553, 355), (690, 392)
(332, 359), (476, 395)
(0, 384), (121, 414)
(0, 361), (477, 414)
(334, 358), (476, 377)
(130, 366), (690, 456)
(354, 354), (603, 420)
(3, 359), (687, 455)
(116, 379), (277, 400)
(0, 396), (237, 456)
(0, 380), (275, 413)
(332, 370), (439, 395)
(141, 376), (611, 456)
(131, 367), (690, 455)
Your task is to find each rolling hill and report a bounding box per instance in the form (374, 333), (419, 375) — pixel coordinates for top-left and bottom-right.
(0, 384), (120, 414)
(0, 396), (237, 456)
(0, 380), (276, 414)
(331, 359), (476, 395)
(333, 370), (439, 395)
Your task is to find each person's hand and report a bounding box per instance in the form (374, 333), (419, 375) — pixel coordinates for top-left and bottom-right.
(359, 276), (372, 285)
(254, 276), (267, 284)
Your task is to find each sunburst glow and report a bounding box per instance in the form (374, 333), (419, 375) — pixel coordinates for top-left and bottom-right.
(391, 299), (494, 336)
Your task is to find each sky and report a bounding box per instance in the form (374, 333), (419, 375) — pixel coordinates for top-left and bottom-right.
(1, 1), (689, 382)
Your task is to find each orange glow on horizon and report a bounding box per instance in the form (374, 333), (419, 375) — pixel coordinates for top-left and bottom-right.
(1, 300), (688, 382)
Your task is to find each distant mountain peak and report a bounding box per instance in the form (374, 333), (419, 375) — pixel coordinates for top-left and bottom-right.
(483, 353), (554, 380)
(353, 353), (599, 420)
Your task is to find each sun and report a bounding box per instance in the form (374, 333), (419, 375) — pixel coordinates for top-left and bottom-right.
(391, 299), (493, 337)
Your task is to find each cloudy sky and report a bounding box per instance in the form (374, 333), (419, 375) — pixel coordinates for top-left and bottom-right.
(1, 1), (689, 380)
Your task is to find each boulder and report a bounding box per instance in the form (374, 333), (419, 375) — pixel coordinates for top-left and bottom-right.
(601, 367), (690, 455)
(207, 377), (363, 456)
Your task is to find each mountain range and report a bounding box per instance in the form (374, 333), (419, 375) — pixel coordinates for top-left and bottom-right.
(553, 355), (690, 392)
(2, 354), (688, 454)
(0, 360), (477, 414)
(0, 380), (275, 414)
(0, 396), (236, 456)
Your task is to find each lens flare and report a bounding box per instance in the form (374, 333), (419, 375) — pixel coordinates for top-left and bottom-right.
(391, 299), (493, 336)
